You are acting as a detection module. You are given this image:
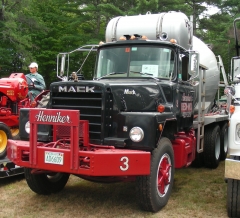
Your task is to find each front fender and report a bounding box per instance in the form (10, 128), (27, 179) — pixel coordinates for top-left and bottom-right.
(110, 112), (174, 150)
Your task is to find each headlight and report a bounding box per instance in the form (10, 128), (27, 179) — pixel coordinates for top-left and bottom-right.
(129, 127), (144, 142)
(25, 121), (30, 134)
(235, 123), (240, 141)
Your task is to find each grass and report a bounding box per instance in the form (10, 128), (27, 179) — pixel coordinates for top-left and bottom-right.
(0, 161), (228, 218)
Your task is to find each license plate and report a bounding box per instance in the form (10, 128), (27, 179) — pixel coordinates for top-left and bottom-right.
(45, 151), (64, 165)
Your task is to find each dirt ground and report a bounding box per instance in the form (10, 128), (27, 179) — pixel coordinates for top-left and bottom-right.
(0, 161), (228, 218)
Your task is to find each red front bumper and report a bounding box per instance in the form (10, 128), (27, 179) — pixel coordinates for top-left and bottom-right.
(7, 140), (150, 176)
(7, 108), (150, 176)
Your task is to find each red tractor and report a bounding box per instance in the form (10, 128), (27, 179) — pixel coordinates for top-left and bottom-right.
(0, 73), (48, 159)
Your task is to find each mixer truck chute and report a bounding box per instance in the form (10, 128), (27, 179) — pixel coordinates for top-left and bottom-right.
(7, 11), (229, 212)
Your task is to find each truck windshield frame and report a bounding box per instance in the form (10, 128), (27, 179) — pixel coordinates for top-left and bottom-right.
(95, 45), (175, 80)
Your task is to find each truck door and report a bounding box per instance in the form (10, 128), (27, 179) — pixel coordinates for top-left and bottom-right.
(176, 50), (194, 131)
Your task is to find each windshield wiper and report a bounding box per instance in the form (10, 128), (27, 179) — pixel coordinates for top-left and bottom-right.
(97, 72), (126, 80)
(130, 71), (160, 81)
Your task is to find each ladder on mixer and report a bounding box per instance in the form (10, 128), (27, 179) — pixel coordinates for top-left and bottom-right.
(197, 65), (208, 153)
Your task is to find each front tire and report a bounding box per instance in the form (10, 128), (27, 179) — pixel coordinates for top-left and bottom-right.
(24, 168), (70, 195)
(136, 137), (174, 212)
(204, 125), (221, 169)
(227, 178), (240, 217)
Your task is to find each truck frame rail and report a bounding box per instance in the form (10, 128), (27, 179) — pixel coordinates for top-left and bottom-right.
(0, 157), (23, 178)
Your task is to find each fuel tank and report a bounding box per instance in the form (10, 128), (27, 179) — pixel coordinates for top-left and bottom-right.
(0, 73), (28, 102)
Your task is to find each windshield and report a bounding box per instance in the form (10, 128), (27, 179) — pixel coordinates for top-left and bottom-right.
(95, 46), (175, 79)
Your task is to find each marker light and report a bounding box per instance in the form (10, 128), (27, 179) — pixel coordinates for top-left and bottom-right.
(130, 35), (136, 40)
(119, 36), (126, 40)
(170, 39), (177, 44)
(230, 105), (235, 114)
(157, 104), (165, 113)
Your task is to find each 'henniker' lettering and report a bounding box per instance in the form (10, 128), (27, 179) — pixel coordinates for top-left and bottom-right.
(35, 111), (70, 123)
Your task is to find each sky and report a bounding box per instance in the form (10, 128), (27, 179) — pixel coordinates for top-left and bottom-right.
(202, 4), (220, 16)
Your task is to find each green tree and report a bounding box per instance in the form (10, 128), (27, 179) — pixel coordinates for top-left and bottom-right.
(0, 0), (40, 76)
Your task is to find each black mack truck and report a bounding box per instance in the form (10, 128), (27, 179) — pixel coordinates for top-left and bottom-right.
(7, 11), (229, 212)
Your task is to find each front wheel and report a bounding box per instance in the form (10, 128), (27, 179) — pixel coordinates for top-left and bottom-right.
(136, 137), (174, 212)
(24, 168), (70, 195)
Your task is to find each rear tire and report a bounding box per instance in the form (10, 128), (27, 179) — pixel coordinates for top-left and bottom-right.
(24, 168), (69, 195)
(0, 123), (12, 159)
(220, 122), (228, 161)
(204, 125), (221, 169)
(227, 178), (240, 217)
(136, 137), (174, 212)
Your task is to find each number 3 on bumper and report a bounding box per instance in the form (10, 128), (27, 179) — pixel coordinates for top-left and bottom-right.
(120, 156), (129, 171)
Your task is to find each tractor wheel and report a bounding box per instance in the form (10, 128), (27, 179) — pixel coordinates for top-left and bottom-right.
(136, 137), (174, 212)
(11, 128), (20, 140)
(203, 125), (221, 169)
(220, 122), (228, 161)
(227, 178), (240, 217)
(0, 123), (12, 159)
(24, 168), (70, 195)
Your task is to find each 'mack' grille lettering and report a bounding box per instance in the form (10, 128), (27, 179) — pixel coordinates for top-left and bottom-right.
(58, 86), (95, 92)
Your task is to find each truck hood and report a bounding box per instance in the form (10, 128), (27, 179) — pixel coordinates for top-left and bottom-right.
(105, 79), (164, 111)
(51, 79), (167, 112)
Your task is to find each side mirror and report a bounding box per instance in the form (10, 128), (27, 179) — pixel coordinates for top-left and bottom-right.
(60, 54), (66, 76)
(189, 52), (199, 77)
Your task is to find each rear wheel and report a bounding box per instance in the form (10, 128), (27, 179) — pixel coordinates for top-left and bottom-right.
(204, 125), (221, 169)
(0, 123), (12, 159)
(220, 122), (228, 161)
(136, 137), (174, 212)
(227, 178), (240, 217)
(24, 168), (70, 195)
